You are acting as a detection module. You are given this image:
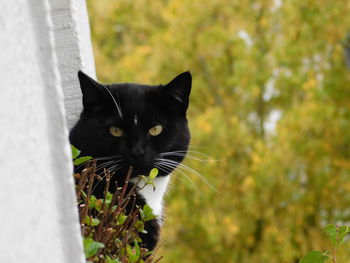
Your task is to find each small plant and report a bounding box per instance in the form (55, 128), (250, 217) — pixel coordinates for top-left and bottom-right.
(72, 145), (162, 263)
(300, 224), (350, 263)
(72, 145), (93, 165)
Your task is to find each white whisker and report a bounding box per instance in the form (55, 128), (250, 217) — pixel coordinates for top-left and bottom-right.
(74, 155), (122, 172)
(160, 153), (222, 163)
(102, 84), (123, 119)
(155, 158), (218, 193)
(92, 170), (110, 194)
(155, 163), (201, 193)
(109, 165), (122, 173)
(160, 150), (214, 160)
(92, 165), (122, 194)
(94, 155), (122, 160)
(95, 160), (122, 172)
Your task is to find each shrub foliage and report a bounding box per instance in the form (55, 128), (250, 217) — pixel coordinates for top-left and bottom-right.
(87, 1), (350, 262)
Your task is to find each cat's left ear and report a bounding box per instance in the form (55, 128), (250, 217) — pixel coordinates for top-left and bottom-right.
(164, 71), (192, 113)
(78, 71), (109, 113)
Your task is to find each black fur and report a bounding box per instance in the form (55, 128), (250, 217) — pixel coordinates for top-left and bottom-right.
(69, 71), (191, 251)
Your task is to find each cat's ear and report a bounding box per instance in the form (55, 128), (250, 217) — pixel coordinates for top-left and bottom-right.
(164, 71), (192, 114)
(78, 71), (107, 113)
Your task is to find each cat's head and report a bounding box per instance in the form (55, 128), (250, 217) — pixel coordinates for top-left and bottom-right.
(70, 71), (191, 180)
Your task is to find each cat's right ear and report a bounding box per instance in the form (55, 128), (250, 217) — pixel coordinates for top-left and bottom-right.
(164, 71), (192, 115)
(78, 71), (107, 113)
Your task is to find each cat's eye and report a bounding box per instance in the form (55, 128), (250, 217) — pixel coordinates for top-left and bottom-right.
(109, 126), (124, 137)
(149, 125), (163, 136)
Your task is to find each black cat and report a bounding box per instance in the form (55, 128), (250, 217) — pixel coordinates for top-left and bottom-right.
(69, 71), (191, 251)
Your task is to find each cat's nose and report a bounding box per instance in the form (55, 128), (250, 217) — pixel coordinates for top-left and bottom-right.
(130, 145), (145, 160)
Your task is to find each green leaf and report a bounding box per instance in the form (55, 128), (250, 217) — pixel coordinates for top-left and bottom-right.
(94, 199), (103, 212)
(134, 220), (144, 232)
(325, 224), (350, 247)
(74, 156), (93, 166)
(83, 216), (100, 226)
(338, 226), (349, 245)
(126, 244), (141, 263)
(117, 214), (127, 225)
(139, 208), (145, 221)
(90, 218), (100, 226)
(71, 145), (81, 159)
(325, 224), (337, 247)
(106, 192), (113, 204)
(106, 256), (122, 263)
(149, 168), (159, 180)
(88, 195), (97, 209)
(142, 204), (156, 221)
(300, 251), (330, 263)
(83, 238), (105, 258)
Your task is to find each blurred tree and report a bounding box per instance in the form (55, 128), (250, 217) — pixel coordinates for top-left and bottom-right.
(87, 0), (350, 262)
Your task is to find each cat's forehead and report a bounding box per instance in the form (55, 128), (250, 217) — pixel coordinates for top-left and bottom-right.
(109, 83), (159, 101)
(107, 83), (165, 124)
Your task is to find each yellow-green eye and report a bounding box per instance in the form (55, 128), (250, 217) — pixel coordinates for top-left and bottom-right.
(109, 126), (124, 137)
(149, 125), (163, 136)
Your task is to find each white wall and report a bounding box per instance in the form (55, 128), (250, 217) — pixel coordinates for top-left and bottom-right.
(0, 0), (93, 262)
(51, 0), (96, 128)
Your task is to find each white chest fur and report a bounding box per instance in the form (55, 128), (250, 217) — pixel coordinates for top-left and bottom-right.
(130, 175), (171, 218)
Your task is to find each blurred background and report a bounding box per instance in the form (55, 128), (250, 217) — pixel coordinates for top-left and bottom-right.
(86, 0), (350, 262)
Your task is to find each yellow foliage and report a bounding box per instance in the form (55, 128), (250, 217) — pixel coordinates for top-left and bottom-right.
(222, 216), (240, 236)
(87, 0), (350, 261)
(242, 176), (255, 191)
(194, 109), (215, 134)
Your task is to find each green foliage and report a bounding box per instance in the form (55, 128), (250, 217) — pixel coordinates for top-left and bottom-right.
(142, 168), (159, 191)
(325, 225), (349, 248)
(87, 0), (350, 262)
(140, 204), (157, 222)
(84, 238), (105, 259)
(71, 145), (92, 165)
(75, 160), (161, 262)
(149, 168), (159, 181)
(74, 156), (93, 166)
(300, 224), (350, 263)
(71, 145), (81, 159)
(300, 251), (329, 263)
